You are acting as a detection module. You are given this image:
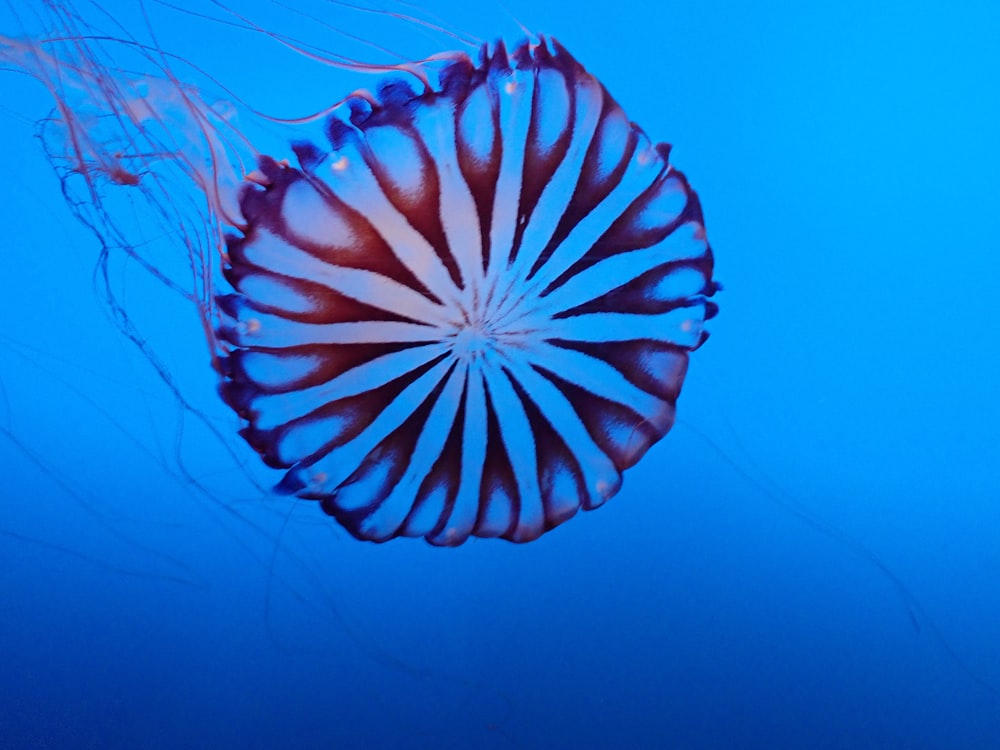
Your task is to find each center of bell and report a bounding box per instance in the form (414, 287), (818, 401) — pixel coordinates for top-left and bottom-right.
(452, 322), (493, 359)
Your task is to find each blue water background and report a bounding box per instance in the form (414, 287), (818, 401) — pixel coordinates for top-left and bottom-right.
(1, 1), (998, 748)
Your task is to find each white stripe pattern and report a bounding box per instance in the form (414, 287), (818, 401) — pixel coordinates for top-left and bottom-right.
(217, 37), (718, 545)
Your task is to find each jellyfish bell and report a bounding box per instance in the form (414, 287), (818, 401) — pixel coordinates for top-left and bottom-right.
(217, 37), (718, 545)
(2, 2), (718, 546)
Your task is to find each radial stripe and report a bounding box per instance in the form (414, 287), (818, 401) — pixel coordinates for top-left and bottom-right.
(353, 362), (467, 540)
(494, 72), (605, 298)
(316, 139), (460, 305)
(441, 363), (489, 542)
(523, 341), (666, 419)
(287, 357), (456, 498)
(533, 227), (709, 317)
(238, 228), (451, 326)
(483, 365), (545, 542)
(246, 343), (452, 431)
(222, 316), (441, 349)
(540, 307), (705, 344)
(502, 357), (620, 508)
(513, 135), (668, 307)
(485, 61), (536, 282)
(411, 99), (485, 301)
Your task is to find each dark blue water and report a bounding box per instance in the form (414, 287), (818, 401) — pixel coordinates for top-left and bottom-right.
(1, 1), (997, 748)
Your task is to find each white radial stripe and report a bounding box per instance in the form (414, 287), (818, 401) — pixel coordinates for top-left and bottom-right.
(239, 350), (324, 390)
(280, 177), (356, 245)
(590, 106), (631, 181)
(534, 239), (708, 317)
(484, 366), (545, 541)
(400, 487), (445, 538)
(412, 99), (485, 299)
(532, 68), (570, 154)
(476, 487), (514, 537)
(363, 124), (426, 199)
(541, 308), (706, 348)
(523, 133), (666, 298)
(249, 343), (451, 431)
(356, 363), (467, 539)
(237, 275), (315, 316)
(298, 358), (455, 500)
(503, 357), (619, 505)
(485, 66), (535, 286)
(647, 267), (713, 305)
(457, 82), (494, 164)
(441, 363), (487, 543)
(525, 342), (666, 418)
(497, 73), (605, 301)
(276, 412), (351, 466)
(225, 315), (441, 348)
(632, 172), (691, 231)
(317, 141), (460, 304)
(242, 229), (451, 326)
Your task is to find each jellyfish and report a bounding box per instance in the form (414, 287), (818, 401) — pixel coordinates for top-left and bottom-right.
(1, 1), (717, 546)
(217, 39), (718, 545)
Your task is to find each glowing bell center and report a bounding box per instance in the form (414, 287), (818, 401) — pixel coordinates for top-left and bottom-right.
(452, 319), (499, 360)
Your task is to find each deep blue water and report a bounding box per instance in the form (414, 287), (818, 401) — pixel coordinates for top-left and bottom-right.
(1, 1), (998, 748)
